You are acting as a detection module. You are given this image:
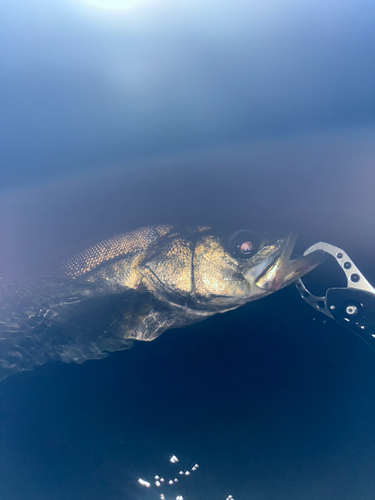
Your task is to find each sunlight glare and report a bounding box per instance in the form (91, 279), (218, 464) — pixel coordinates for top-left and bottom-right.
(79, 0), (153, 11)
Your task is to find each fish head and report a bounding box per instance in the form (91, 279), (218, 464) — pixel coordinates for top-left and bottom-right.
(139, 226), (323, 313)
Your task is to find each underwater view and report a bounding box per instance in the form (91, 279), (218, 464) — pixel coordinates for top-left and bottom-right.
(1, 0), (375, 499)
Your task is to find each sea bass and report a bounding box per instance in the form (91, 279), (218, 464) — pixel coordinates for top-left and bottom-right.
(0, 224), (322, 381)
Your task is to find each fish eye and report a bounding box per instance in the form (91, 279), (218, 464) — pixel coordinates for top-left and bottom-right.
(239, 241), (253, 254)
(229, 230), (260, 259)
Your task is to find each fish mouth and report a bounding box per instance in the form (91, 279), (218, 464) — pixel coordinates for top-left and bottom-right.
(254, 233), (324, 292)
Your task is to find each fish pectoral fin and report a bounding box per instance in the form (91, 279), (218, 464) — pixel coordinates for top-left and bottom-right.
(56, 289), (156, 342)
(60, 289), (176, 344)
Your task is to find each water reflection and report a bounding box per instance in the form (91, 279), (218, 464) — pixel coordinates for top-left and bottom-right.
(138, 454), (235, 500)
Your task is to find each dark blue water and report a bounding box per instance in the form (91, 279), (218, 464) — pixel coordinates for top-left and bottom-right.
(1, 285), (375, 500)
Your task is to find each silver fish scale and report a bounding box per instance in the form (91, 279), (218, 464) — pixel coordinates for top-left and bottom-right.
(62, 225), (174, 278)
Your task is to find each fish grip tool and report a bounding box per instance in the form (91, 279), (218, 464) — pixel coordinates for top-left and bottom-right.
(296, 242), (375, 350)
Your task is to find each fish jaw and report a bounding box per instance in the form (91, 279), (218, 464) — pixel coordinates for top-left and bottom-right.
(254, 233), (298, 291)
(281, 250), (326, 288)
(251, 234), (324, 292)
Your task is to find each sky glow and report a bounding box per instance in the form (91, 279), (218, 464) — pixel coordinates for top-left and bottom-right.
(79, 0), (153, 11)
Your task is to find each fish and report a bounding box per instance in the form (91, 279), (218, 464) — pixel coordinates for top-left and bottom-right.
(0, 224), (323, 381)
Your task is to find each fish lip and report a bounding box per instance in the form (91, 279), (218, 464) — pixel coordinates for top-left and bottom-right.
(254, 233), (325, 292)
(254, 233), (299, 291)
(281, 249), (326, 288)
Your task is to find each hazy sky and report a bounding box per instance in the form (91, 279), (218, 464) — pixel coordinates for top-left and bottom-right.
(1, 0), (375, 190)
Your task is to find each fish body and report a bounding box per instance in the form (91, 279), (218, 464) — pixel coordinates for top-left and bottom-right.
(0, 224), (322, 381)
